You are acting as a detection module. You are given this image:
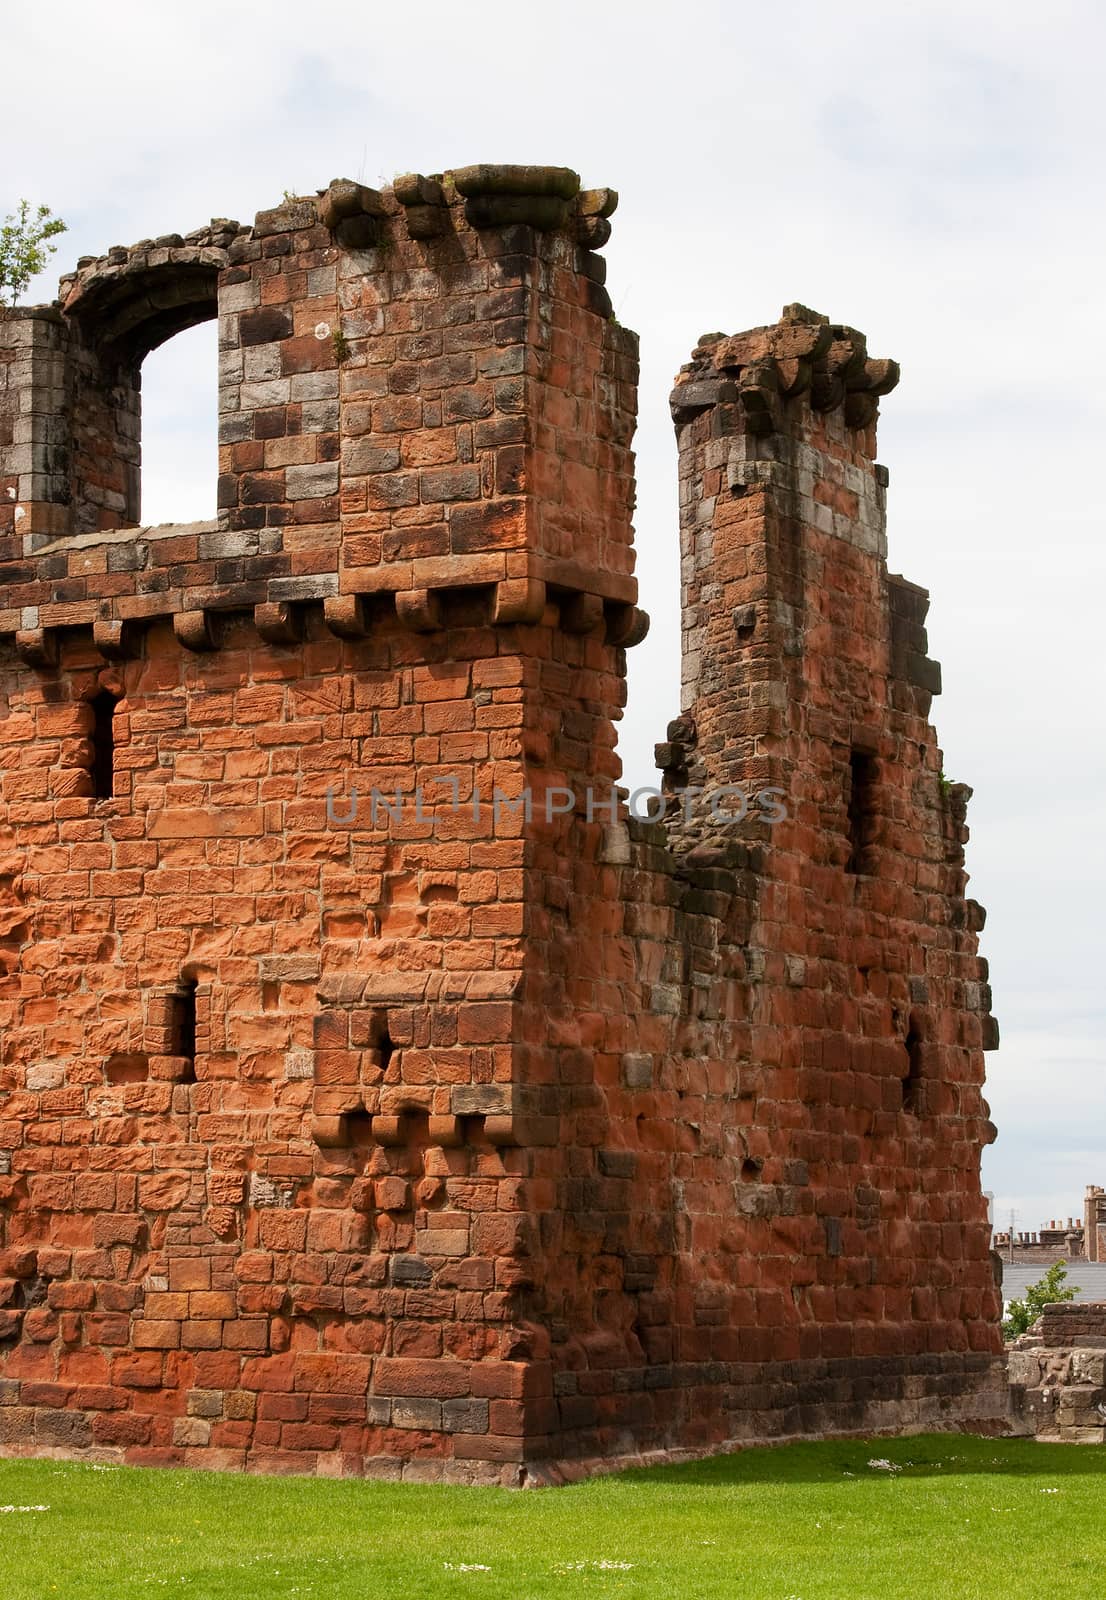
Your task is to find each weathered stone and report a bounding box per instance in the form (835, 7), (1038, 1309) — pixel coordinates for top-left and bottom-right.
(0, 171), (1001, 1489)
(451, 163), (580, 200)
(317, 179), (385, 233)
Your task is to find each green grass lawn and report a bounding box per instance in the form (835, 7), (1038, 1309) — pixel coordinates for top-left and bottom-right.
(1, 1434), (1103, 1600)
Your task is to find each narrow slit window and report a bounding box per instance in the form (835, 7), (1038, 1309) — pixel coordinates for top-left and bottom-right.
(846, 749), (879, 874)
(902, 1016), (924, 1114)
(91, 690), (120, 800)
(170, 978), (198, 1081)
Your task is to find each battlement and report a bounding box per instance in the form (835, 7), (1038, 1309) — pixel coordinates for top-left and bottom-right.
(0, 165), (645, 667)
(671, 303), (900, 437)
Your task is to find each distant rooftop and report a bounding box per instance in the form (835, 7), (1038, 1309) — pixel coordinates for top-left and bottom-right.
(1002, 1261), (1106, 1306)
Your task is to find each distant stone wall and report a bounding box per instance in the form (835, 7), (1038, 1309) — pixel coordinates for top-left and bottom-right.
(1029, 1303), (1106, 1345)
(1009, 1302), (1106, 1443)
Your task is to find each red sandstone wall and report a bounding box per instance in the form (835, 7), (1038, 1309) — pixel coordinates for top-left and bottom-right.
(0, 170), (651, 1480)
(504, 314), (1006, 1466)
(0, 192), (1006, 1482)
(0, 614), (551, 1472)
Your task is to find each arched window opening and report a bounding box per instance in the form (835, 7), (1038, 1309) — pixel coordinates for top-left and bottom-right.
(139, 320), (219, 526)
(65, 248), (221, 533)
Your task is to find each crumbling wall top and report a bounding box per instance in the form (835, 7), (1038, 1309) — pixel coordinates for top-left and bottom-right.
(0, 161), (639, 659)
(670, 303), (900, 436)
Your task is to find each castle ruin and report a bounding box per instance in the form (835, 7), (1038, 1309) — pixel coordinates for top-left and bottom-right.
(0, 165), (1007, 1481)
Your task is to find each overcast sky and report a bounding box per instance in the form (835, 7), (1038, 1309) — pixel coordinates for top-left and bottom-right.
(7, 0), (1104, 1238)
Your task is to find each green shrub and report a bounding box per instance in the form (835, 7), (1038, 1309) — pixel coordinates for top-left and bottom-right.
(0, 201), (67, 308)
(1003, 1259), (1077, 1340)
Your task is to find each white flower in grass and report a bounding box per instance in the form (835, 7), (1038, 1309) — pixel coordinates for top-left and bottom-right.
(866, 1458), (902, 1473)
(552, 1559), (635, 1573)
(443, 1563), (492, 1572)
(0, 1504), (49, 1512)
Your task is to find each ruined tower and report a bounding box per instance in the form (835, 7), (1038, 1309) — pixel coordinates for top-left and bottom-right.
(0, 167), (1006, 1481)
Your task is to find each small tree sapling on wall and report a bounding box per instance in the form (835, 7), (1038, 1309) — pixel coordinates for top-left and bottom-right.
(1003, 1260), (1078, 1340)
(0, 201), (67, 308)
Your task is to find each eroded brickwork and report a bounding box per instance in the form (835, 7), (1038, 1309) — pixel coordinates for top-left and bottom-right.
(529, 310), (1008, 1467)
(0, 171), (1005, 1482)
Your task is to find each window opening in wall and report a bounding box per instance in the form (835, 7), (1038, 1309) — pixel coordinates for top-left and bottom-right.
(846, 749), (879, 874)
(90, 689), (120, 799)
(138, 320), (219, 525)
(170, 978), (198, 1081)
(903, 1015), (924, 1114)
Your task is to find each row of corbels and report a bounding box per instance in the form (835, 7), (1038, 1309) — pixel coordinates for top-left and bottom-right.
(672, 304), (900, 433)
(311, 1108), (528, 1149)
(317, 166), (618, 249)
(259, 583), (646, 648)
(5, 585), (648, 667)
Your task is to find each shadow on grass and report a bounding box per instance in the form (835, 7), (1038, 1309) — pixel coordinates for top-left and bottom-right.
(602, 1432), (1106, 1490)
